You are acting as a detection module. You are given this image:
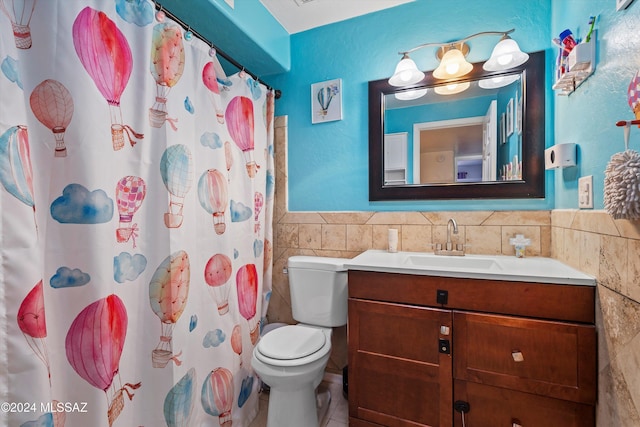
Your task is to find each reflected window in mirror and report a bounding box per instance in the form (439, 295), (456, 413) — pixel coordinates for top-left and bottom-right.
(369, 50), (545, 201)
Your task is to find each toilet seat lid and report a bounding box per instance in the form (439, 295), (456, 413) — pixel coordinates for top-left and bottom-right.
(257, 325), (326, 360)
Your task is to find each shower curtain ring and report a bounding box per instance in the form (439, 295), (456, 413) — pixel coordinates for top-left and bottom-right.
(185, 26), (193, 41)
(155, 4), (165, 22)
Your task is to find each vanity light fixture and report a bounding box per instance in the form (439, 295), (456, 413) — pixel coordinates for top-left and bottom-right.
(388, 53), (425, 86)
(388, 29), (528, 87)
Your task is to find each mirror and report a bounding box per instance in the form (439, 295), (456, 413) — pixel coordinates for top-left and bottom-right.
(369, 50), (545, 201)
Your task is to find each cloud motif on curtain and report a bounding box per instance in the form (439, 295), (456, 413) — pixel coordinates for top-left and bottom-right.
(50, 267), (91, 289)
(230, 199), (252, 222)
(115, 0), (154, 27)
(1, 55), (22, 88)
(202, 329), (226, 348)
(113, 252), (147, 283)
(50, 183), (114, 224)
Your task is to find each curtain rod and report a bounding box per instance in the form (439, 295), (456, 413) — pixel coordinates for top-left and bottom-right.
(154, 2), (281, 99)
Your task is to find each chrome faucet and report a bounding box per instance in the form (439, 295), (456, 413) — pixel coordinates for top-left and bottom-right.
(446, 218), (458, 251)
(434, 218), (464, 256)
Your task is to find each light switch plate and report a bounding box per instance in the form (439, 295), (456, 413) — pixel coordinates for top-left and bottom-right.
(579, 175), (593, 209)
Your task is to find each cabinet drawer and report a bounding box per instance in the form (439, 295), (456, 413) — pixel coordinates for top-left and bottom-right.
(453, 311), (596, 404)
(454, 380), (595, 427)
(348, 270), (595, 323)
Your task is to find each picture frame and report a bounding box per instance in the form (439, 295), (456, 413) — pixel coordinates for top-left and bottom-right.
(500, 112), (506, 145)
(617, 0), (634, 10)
(506, 98), (514, 137)
(311, 78), (342, 124)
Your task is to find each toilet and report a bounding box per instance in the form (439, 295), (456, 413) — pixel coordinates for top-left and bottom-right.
(251, 256), (348, 427)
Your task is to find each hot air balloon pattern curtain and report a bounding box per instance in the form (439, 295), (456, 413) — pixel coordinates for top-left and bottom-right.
(0, 2), (274, 427)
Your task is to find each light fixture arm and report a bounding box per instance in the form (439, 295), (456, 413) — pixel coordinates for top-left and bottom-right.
(398, 28), (515, 56)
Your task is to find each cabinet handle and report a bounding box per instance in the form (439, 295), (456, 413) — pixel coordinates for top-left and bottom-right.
(511, 350), (524, 362)
(512, 422), (523, 427)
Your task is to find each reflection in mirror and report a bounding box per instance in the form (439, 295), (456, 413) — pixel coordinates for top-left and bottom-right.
(384, 73), (522, 185)
(369, 50), (545, 201)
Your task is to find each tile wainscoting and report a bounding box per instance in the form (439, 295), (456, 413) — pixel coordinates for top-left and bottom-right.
(552, 209), (640, 426)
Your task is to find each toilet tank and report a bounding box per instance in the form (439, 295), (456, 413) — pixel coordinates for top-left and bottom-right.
(287, 256), (348, 327)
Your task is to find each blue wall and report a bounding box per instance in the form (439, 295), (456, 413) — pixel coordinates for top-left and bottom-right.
(170, 0), (640, 211)
(551, 0), (640, 209)
(162, 0), (290, 75)
(267, 0), (554, 211)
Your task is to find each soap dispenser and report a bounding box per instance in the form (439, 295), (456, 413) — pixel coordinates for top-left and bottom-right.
(509, 234), (531, 258)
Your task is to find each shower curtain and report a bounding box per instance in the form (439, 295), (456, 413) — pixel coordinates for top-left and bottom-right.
(0, 1), (274, 426)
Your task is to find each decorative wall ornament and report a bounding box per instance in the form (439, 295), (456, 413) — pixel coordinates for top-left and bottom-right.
(311, 78), (342, 124)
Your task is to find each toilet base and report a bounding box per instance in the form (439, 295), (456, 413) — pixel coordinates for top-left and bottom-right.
(316, 385), (332, 426)
(267, 384), (322, 427)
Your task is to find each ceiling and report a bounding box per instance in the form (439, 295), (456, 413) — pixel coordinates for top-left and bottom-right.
(259, 0), (414, 34)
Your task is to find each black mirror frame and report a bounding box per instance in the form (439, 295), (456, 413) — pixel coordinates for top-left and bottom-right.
(369, 50), (545, 201)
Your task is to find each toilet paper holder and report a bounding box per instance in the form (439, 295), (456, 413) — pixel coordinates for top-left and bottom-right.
(545, 143), (576, 170)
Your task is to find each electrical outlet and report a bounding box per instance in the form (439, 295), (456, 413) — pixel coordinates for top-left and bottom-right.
(579, 175), (593, 209)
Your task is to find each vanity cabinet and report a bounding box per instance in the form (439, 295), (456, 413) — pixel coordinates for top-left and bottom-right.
(347, 270), (596, 427)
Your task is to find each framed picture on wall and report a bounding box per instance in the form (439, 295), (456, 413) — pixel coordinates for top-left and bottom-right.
(311, 78), (342, 124)
(500, 112), (506, 144)
(617, 0), (634, 10)
(506, 98), (514, 136)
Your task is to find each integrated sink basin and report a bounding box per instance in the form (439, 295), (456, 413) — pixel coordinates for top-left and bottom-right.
(344, 249), (596, 286)
(404, 254), (500, 271)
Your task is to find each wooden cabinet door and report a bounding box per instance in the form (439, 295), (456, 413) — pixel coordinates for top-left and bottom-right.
(348, 298), (453, 427)
(453, 311), (596, 405)
(453, 381), (595, 427)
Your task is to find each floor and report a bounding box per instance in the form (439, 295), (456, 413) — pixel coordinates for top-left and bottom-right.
(249, 372), (349, 427)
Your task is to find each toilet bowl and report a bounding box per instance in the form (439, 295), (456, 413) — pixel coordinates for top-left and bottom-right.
(251, 256), (347, 427)
(252, 325), (332, 427)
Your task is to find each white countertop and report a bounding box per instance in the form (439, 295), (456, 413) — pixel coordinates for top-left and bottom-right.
(344, 250), (596, 286)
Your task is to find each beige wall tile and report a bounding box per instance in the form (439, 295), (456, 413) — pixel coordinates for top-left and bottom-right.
(401, 224), (432, 252)
(274, 115), (287, 128)
(617, 332), (640, 418)
(484, 210), (550, 225)
(321, 224), (347, 251)
(465, 225), (502, 255)
(573, 210), (619, 236)
(423, 211), (492, 225)
(321, 212), (374, 225)
(580, 231), (601, 278)
(562, 228), (581, 269)
(600, 234), (628, 294)
(277, 223), (299, 249)
(551, 209), (577, 228)
(550, 226), (564, 260)
(540, 225), (551, 257)
(625, 239), (640, 303)
(367, 211), (431, 224)
(346, 224), (373, 251)
(281, 212), (327, 224)
(299, 223), (322, 249)
(614, 218), (640, 240)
